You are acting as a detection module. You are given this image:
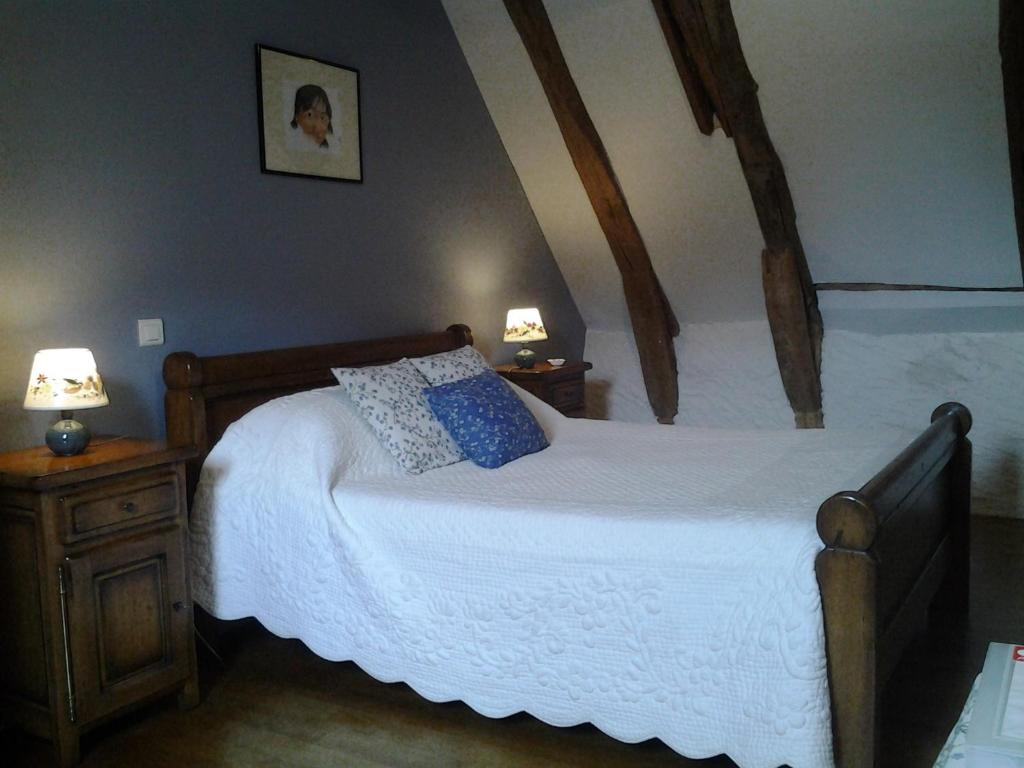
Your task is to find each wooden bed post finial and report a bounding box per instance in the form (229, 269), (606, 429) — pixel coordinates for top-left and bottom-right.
(163, 351), (203, 391)
(817, 491), (878, 553)
(446, 324), (474, 348)
(931, 401), (972, 436)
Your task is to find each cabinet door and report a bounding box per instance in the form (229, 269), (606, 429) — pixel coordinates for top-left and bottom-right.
(64, 528), (191, 722)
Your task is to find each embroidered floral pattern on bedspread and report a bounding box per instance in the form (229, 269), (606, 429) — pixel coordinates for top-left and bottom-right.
(191, 491), (833, 767)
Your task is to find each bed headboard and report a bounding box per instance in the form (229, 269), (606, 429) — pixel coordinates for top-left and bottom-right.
(163, 323), (473, 497)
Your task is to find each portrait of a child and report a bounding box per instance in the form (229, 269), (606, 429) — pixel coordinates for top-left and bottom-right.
(290, 84), (333, 149)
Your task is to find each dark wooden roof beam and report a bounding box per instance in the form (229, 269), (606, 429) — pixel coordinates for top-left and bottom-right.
(505, 0), (680, 424)
(654, 0), (824, 426)
(651, 0), (716, 135)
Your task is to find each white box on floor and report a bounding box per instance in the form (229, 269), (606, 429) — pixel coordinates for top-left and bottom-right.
(966, 643), (1024, 767)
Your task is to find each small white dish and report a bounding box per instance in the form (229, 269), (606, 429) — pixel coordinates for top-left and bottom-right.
(547, 358), (566, 367)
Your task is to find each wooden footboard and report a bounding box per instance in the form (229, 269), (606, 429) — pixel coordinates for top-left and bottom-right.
(816, 402), (972, 768)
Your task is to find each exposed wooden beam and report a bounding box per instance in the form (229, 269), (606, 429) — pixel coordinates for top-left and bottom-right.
(763, 248), (822, 428)
(661, 0), (732, 138)
(504, 0), (680, 424)
(654, 0), (824, 427)
(651, 0), (715, 136)
(1001, 0), (1024, 278)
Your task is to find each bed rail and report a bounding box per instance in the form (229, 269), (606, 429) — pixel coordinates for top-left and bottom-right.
(816, 402), (972, 768)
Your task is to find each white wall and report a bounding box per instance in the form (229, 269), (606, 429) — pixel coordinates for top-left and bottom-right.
(585, 323), (792, 428)
(734, 0), (1019, 286)
(585, 291), (1024, 517)
(820, 291), (1024, 518)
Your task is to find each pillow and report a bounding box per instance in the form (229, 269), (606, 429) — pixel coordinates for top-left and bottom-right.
(408, 344), (490, 385)
(332, 359), (463, 474)
(423, 370), (548, 469)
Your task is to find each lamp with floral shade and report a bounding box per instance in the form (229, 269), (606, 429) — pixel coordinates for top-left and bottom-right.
(23, 348), (109, 456)
(503, 308), (548, 369)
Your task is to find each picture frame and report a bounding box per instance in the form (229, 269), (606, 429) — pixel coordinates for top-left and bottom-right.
(255, 44), (362, 183)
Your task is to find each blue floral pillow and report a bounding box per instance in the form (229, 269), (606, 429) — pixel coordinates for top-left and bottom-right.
(423, 370), (549, 469)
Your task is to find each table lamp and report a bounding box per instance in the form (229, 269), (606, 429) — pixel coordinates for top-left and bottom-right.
(24, 348), (109, 456)
(503, 308), (548, 369)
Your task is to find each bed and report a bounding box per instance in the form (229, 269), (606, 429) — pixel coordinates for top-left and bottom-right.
(163, 324), (972, 768)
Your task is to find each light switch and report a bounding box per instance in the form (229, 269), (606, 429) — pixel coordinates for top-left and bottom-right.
(138, 318), (164, 347)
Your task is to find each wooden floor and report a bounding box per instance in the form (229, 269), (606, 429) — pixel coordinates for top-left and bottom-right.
(5, 516), (1022, 768)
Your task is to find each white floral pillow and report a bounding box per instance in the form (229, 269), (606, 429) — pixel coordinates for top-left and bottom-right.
(408, 345), (490, 385)
(331, 359), (463, 474)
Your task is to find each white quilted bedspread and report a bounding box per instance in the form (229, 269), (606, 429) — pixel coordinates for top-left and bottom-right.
(190, 386), (910, 768)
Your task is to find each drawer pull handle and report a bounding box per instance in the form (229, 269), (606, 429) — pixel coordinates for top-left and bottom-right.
(121, 501), (137, 514)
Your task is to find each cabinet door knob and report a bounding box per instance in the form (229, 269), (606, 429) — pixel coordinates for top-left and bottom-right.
(173, 601), (185, 612)
(121, 501), (136, 513)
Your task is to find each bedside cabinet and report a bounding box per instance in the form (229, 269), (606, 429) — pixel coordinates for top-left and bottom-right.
(0, 438), (199, 767)
(495, 361), (592, 417)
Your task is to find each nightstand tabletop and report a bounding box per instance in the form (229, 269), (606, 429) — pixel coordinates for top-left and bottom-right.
(0, 437), (196, 490)
(494, 361), (592, 379)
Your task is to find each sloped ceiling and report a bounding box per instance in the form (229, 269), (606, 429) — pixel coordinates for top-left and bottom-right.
(443, 0), (1021, 337)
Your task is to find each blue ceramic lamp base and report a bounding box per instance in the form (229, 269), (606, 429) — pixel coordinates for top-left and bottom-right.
(514, 345), (536, 369)
(45, 410), (91, 456)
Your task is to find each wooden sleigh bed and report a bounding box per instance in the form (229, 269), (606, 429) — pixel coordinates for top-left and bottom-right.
(163, 324), (972, 768)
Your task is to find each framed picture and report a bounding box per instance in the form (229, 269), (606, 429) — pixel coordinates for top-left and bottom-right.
(255, 44), (362, 183)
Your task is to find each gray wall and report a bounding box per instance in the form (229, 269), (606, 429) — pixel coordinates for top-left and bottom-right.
(0, 0), (584, 450)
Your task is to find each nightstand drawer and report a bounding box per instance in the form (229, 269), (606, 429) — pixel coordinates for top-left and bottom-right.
(61, 472), (180, 540)
(549, 380), (583, 411)
(495, 361), (591, 418)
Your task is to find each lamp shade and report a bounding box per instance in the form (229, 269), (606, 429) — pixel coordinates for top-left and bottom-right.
(503, 308), (548, 343)
(24, 348), (109, 411)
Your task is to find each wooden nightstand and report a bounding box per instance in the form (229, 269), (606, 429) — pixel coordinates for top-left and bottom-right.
(0, 437), (199, 767)
(495, 361), (592, 417)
